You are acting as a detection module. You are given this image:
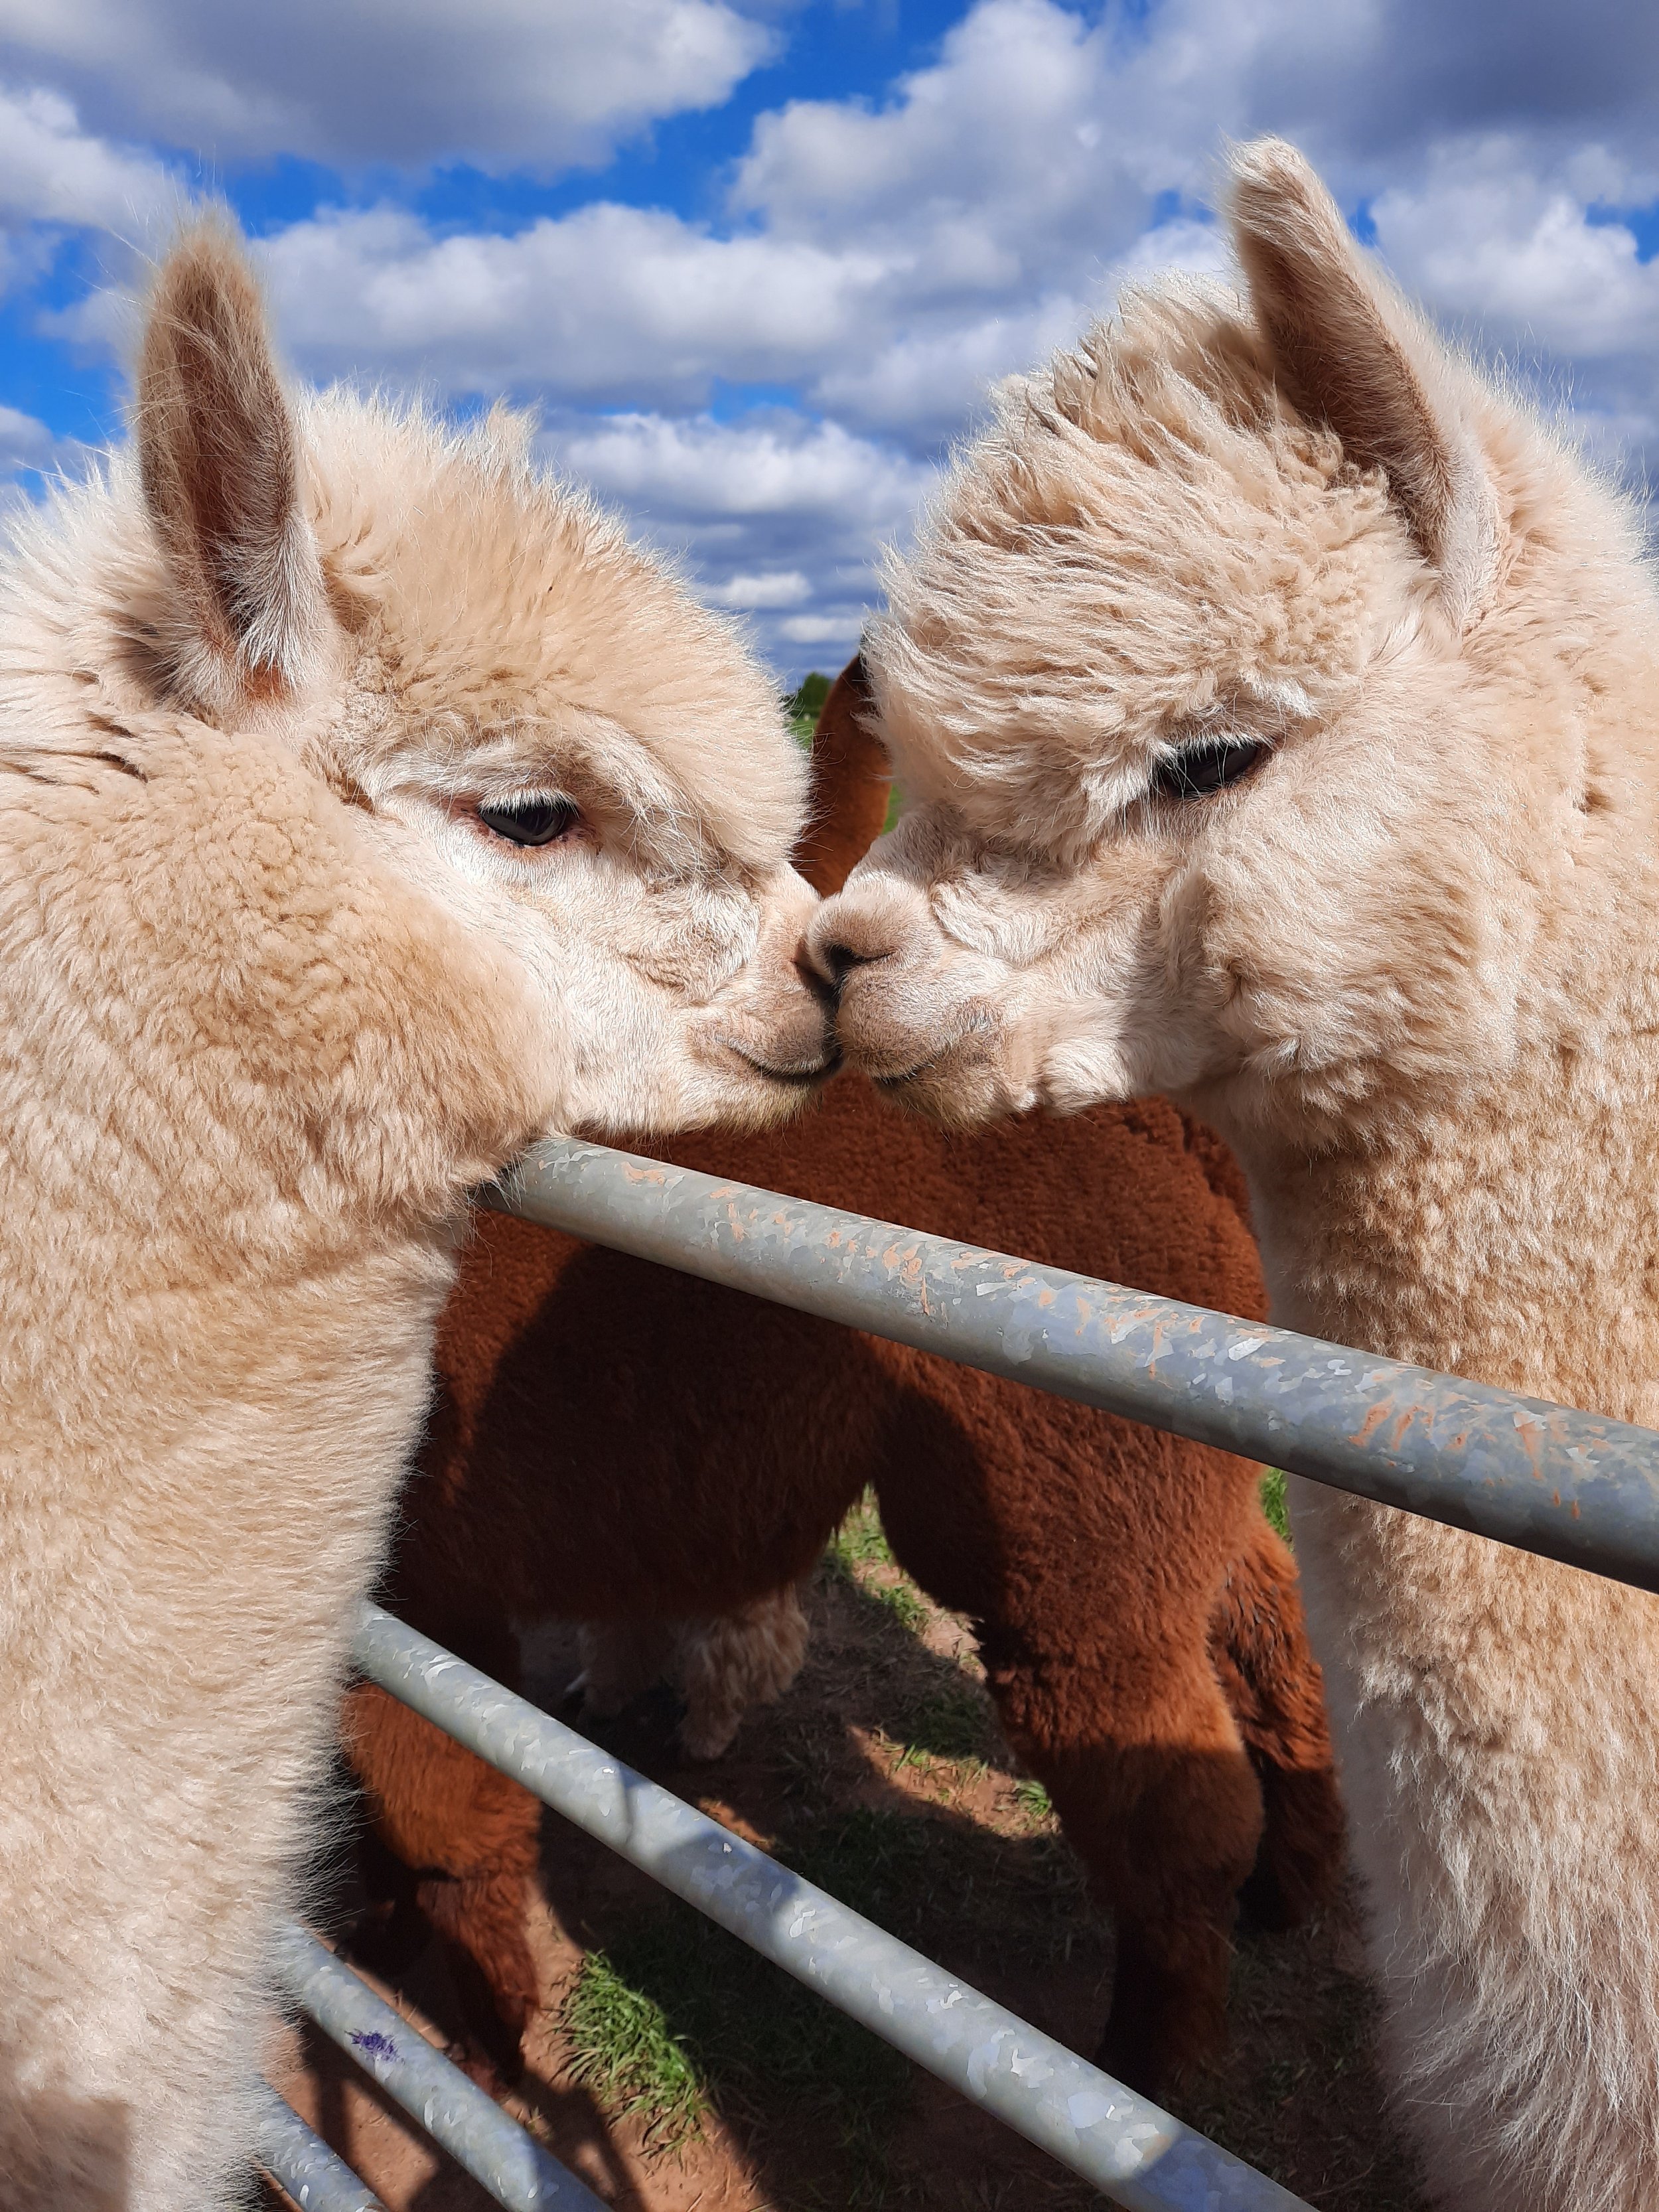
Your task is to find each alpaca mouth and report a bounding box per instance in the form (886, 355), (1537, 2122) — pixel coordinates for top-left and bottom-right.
(869, 1046), (950, 1089)
(715, 1037), (841, 1086)
(862, 1012), (996, 1092)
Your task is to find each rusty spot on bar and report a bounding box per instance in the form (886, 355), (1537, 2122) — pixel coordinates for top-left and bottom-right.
(1349, 1403), (1394, 1449)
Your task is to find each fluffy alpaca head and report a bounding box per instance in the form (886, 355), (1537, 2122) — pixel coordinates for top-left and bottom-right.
(11, 216), (828, 1142)
(811, 139), (1659, 1144)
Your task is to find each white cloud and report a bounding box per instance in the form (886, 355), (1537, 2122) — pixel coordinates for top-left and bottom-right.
(0, 84), (173, 230)
(248, 201), (888, 406)
(0, 400), (53, 469)
(0, 402), (94, 521)
(706, 570), (813, 609)
(553, 409), (931, 526)
(1370, 140), (1659, 360)
(0, 82), (175, 297)
(778, 611), (863, 645)
(0, 0), (774, 173)
(546, 407), (930, 672)
(7, 0), (1659, 677)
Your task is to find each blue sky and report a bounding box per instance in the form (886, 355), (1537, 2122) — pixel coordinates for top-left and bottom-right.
(0, 0), (1655, 682)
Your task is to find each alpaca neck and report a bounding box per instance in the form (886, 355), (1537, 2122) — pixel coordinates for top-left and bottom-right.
(1237, 1027), (1659, 1428)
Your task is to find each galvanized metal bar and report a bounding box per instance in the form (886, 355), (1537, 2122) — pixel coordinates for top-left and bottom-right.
(253, 2080), (387, 2212)
(272, 1922), (603, 2212)
(487, 1138), (1659, 1591)
(354, 1600), (1310, 2212)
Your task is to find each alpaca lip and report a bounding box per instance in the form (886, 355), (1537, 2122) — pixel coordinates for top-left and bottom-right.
(869, 1047), (948, 1089)
(715, 1035), (841, 1086)
(863, 1016), (993, 1091)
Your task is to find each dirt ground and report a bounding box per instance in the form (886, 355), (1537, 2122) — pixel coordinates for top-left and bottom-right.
(267, 1500), (1429, 2212)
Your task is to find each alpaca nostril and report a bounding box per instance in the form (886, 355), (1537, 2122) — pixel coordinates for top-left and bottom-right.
(810, 929), (897, 991)
(819, 937), (861, 987)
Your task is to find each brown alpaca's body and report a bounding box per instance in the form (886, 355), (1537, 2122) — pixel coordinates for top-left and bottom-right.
(344, 1070), (1340, 2092)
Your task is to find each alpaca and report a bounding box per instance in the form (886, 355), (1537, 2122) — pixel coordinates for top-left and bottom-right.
(0, 219), (830, 2211)
(573, 1581), (812, 1761)
(812, 137), (1659, 2212)
(339, 662), (1340, 2099)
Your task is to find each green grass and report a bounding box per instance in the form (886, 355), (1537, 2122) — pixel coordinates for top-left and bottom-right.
(823, 1489), (895, 1577)
(824, 1497), (931, 1634)
(561, 1881), (910, 2203)
(1260, 1468), (1290, 1542)
(562, 1950), (707, 2150)
(866, 1578), (929, 1633)
(1013, 1777), (1053, 1822)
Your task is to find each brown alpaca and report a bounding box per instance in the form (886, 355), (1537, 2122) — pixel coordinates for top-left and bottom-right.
(341, 665), (1340, 2098)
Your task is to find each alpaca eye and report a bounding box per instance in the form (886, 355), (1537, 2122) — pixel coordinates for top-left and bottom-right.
(476, 797), (579, 848)
(1149, 737), (1267, 802)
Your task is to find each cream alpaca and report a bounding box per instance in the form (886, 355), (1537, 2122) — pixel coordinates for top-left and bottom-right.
(814, 141), (1659, 2212)
(0, 221), (828, 2210)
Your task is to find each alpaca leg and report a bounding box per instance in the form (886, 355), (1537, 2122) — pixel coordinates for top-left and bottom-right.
(991, 1655), (1264, 2097)
(676, 1581), (811, 1760)
(1206, 1516), (1345, 1931)
(569, 1617), (678, 1722)
(1088, 1722), (1265, 2095)
(342, 1678), (543, 2077)
(415, 1864), (543, 2085)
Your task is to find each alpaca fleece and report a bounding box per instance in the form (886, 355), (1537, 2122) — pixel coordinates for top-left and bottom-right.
(0, 218), (824, 2209)
(342, 675), (1340, 2097)
(816, 137), (1659, 2212)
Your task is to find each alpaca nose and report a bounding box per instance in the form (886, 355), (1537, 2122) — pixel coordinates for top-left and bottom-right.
(807, 901), (903, 990)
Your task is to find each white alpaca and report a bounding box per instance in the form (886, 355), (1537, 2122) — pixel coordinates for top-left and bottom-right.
(0, 220), (829, 2210)
(813, 140), (1659, 2212)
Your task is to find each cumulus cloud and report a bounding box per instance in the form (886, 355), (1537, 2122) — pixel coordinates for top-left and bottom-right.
(0, 0), (774, 173)
(1372, 141), (1659, 360)
(549, 407), (931, 669)
(0, 400), (53, 469)
(0, 83), (176, 296)
(5, 0), (1658, 676)
(705, 571), (813, 609)
(158, 0), (1649, 457)
(0, 401), (94, 519)
(246, 200), (887, 407)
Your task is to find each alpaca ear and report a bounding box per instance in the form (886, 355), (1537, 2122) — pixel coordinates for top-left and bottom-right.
(794, 655), (893, 897)
(137, 218), (325, 708)
(1228, 137), (1497, 626)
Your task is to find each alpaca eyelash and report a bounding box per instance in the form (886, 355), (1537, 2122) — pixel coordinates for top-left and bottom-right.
(1147, 735), (1269, 804)
(475, 795), (581, 849)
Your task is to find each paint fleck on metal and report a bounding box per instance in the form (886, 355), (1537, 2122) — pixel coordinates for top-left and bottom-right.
(273, 1923), (601, 2209)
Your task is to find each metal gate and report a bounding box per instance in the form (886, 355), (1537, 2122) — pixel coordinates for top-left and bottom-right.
(256, 1136), (1659, 2212)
